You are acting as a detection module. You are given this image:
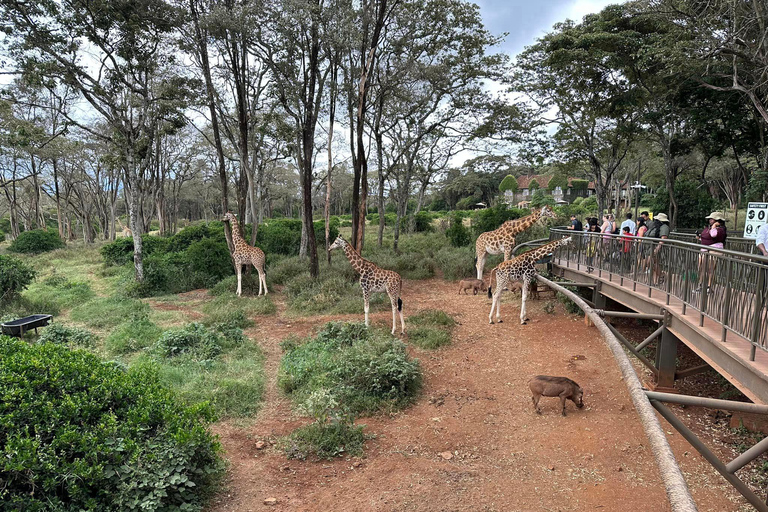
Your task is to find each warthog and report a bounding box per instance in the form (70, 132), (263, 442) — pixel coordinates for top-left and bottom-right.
(458, 278), (487, 295)
(529, 375), (584, 416)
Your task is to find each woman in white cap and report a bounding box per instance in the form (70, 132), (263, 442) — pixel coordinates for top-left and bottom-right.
(694, 211), (727, 293)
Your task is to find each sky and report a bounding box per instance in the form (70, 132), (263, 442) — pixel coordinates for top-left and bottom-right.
(474, 0), (621, 57)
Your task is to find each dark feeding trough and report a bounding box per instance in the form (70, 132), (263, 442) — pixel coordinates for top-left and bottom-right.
(1, 314), (53, 338)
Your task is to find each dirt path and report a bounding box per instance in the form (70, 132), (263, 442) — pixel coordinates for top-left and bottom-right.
(207, 279), (744, 512)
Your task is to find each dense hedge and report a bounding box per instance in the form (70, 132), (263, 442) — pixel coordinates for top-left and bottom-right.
(0, 336), (223, 511)
(101, 218), (339, 296)
(471, 205), (527, 235)
(7, 229), (65, 254)
(0, 255), (36, 301)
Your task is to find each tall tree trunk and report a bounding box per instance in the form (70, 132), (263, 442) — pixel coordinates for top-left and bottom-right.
(376, 134), (386, 246)
(190, 0), (234, 255)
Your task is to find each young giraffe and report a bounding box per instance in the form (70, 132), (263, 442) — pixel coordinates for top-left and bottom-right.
(487, 236), (572, 325)
(475, 206), (556, 279)
(221, 212), (268, 297)
(329, 235), (405, 335)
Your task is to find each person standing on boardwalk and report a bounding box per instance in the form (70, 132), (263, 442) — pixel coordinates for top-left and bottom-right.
(621, 213), (636, 235)
(756, 222), (768, 257)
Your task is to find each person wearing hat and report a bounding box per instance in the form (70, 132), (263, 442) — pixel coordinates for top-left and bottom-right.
(647, 213), (670, 285)
(694, 211), (727, 293)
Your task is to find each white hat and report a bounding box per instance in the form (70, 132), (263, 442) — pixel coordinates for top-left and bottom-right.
(655, 213), (669, 222)
(705, 211), (725, 221)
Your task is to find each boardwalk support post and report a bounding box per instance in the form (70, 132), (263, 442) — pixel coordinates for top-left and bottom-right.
(652, 310), (677, 392)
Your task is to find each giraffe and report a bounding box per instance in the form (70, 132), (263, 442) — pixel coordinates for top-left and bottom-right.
(116, 217), (132, 238)
(475, 206), (556, 279)
(221, 212), (268, 297)
(329, 235), (405, 335)
(487, 236), (572, 325)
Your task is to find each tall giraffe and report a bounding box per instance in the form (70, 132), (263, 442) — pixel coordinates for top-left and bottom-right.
(329, 235), (405, 335)
(221, 212), (268, 296)
(475, 206), (556, 279)
(488, 236), (572, 325)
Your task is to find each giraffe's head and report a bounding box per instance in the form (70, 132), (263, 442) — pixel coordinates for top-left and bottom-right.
(539, 205), (556, 220)
(329, 235), (347, 251)
(221, 212), (237, 223)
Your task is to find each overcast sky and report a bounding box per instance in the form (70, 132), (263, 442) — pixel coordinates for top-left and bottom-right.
(475, 0), (620, 57)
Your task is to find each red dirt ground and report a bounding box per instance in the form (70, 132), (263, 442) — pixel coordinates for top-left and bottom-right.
(205, 278), (747, 512)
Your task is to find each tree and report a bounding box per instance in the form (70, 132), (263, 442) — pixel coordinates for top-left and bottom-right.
(499, 174), (519, 193)
(528, 178), (540, 191)
(2, 0), (192, 282)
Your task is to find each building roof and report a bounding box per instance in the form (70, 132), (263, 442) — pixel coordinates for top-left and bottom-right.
(516, 174), (596, 190)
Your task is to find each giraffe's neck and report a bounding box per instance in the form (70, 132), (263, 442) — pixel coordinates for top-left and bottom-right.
(501, 210), (541, 236)
(524, 237), (569, 262)
(229, 217), (245, 244)
(342, 243), (371, 274)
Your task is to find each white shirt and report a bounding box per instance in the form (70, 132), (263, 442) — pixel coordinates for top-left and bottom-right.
(621, 219), (636, 235)
(757, 223), (768, 255)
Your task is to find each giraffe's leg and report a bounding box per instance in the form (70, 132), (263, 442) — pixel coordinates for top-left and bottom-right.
(495, 281), (503, 323)
(363, 290), (370, 327)
(236, 264), (243, 297)
(476, 250), (486, 280)
(255, 265), (264, 296)
(390, 295), (397, 335)
(520, 277), (530, 325)
(261, 267), (268, 295)
(398, 298), (405, 334)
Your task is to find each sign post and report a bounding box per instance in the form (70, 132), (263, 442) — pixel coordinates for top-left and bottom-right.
(744, 202), (768, 239)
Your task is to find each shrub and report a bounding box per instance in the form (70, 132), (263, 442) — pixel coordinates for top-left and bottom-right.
(434, 246), (476, 280)
(7, 229), (64, 254)
(154, 323), (223, 360)
(0, 336), (223, 511)
(105, 318), (163, 355)
(256, 219), (302, 255)
(445, 213), (472, 247)
(472, 205), (526, 236)
(557, 292), (582, 315)
(100, 234), (169, 266)
(186, 238), (233, 282)
(38, 323), (96, 347)
(0, 255), (36, 301)
(167, 222), (219, 252)
(278, 322), (421, 415)
(281, 390), (365, 460)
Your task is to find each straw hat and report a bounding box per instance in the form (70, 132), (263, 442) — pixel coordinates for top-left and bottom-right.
(705, 211), (725, 221)
(655, 213), (669, 222)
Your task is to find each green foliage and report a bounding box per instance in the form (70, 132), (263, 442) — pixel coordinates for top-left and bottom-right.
(650, 180), (721, 228)
(154, 323), (223, 360)
(105, 318), (163, 355)
(0, 255), (36, 301)
(28, 275), (94, 311)
(557, 292), (582, 314)
(445, 214), (472, 247)
(471, 205), (527, 235)
(407, 310), (456, 349)
(547, 174), (568, 192)
(38, 323), (96, 347)
(433, 246), (476, 280)
(281, 390), (365, 460)
(499, 174), (519, 192)
(278, 322), (422, 415)
(0, 336), (223, 511)
(580, 196), (598, 211)
(571, 179), (589, 191)
(255, 218), (339, 256)
(186, 238), (233, 282)
(100, 235), (169, 266)
(411, 211), (434, 233)
(530, 189), (556, 208)
(202, 293), (274, 325)
(7, 229), (64, 254)
(528, 178), (540, 190)
(70, 296), (151, 329)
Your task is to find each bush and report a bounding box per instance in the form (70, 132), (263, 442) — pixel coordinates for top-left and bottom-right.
(278, 322), (421, 415)
(472, 205), (527, 236)
(0, 336), (223, 511)
(100, 235), (169, 266)
(255, 218), (338, 256)
(650, 180), (722, 229)
(281, 390), (365, 460)
(446, 214), (472, 247)
(7, 229), (64, 254)
(0, 255), (36, 301)
(105, 318), (163, 355)
(38, 323), (96, 347)
(434, 246), (476, 280)
(154, 323), (223, 360)
(186, 238), (233, 282)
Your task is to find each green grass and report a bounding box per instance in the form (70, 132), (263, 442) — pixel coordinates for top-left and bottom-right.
(69, 296), (151, 329)
(153, 341), (266, 418)
(105, 317), (163, 355)
(281, 419), (365, 460)
(407, 309), (456, 349)
(201, 293), (276, 327)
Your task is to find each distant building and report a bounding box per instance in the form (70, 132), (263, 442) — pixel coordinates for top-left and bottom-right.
(503, 174), (633, 209)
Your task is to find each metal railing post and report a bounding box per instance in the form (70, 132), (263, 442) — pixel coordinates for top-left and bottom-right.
(720, 259), (734, 342)
(751, 266), (766, 361)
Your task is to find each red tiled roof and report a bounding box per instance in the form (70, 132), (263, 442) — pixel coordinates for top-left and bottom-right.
(516, 175), (596, 190)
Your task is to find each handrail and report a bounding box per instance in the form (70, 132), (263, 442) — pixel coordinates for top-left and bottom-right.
(549, 228), (768, 355)
(537, 274), (698, 512)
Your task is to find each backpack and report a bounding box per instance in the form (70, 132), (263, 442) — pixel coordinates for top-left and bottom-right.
(646, 220), (662, 239)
